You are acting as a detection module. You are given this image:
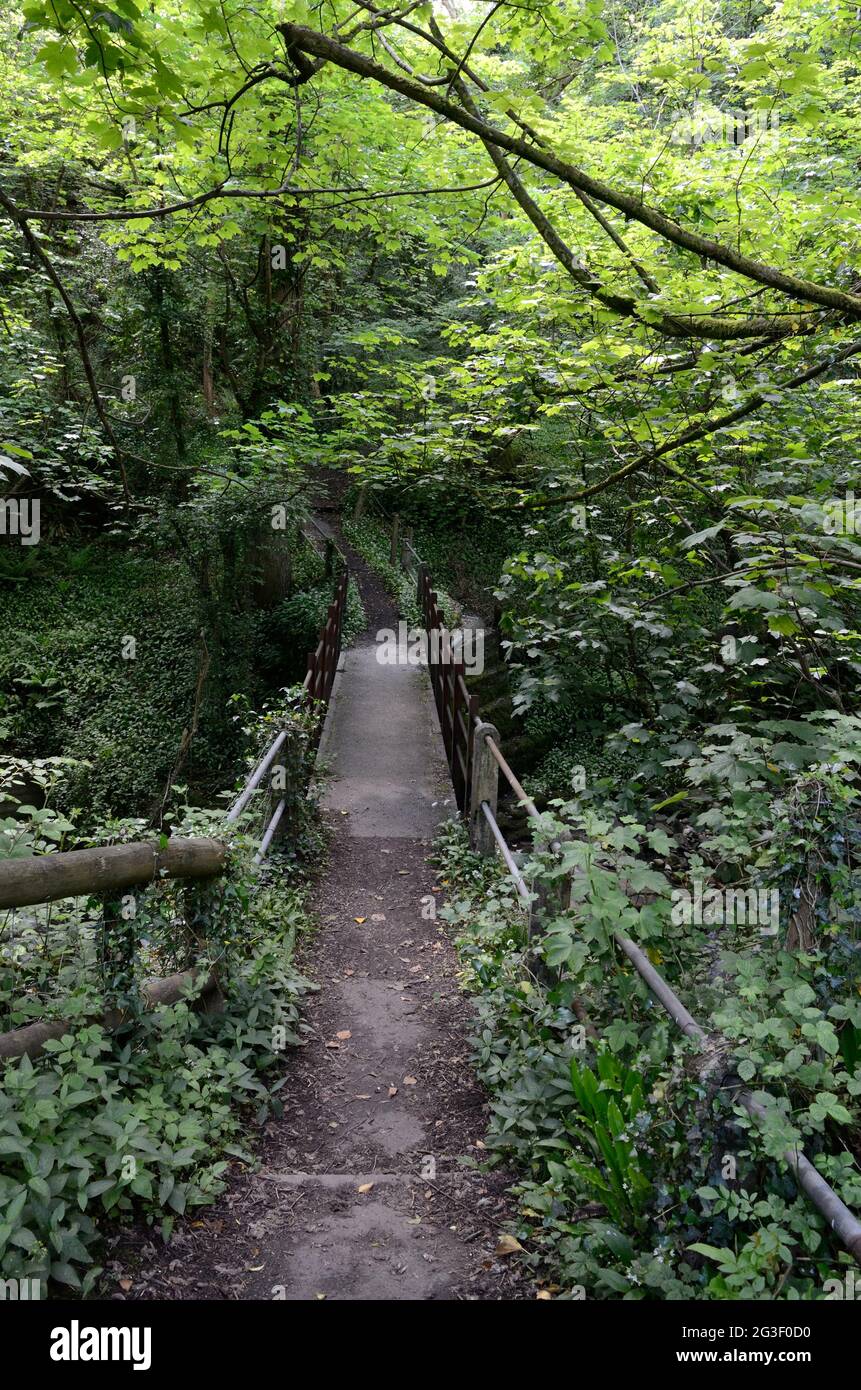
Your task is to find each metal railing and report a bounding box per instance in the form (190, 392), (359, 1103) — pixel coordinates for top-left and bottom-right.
(304, 567), (348, 704)
(229, 539), (350, 858)
(301, 515), (339, 577)
(0, 519), (352, 1061)
(403, 538), (861, 1265)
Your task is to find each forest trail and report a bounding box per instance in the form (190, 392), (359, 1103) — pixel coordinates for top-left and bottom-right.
(117, 519), (526, 1302)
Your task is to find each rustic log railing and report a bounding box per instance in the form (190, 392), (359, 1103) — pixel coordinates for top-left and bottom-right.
(0, 836), (225, 911)
(0, 520), (351, 1061)
(0, 838), (225, 1060)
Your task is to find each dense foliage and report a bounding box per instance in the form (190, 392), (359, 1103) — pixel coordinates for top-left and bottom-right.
(1, 0), (860, 1302)
(0, 696), (323, 1292)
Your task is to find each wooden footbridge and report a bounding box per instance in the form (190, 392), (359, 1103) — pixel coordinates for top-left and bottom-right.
(1, 511), (860, 1268)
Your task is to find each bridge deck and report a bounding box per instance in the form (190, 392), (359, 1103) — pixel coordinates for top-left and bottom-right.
(318, 636), (454, 838)
(221, 523), (517, 1300)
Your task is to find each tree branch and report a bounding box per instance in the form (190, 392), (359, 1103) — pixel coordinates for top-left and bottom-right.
(0, 182), (131, 504)
(278, 22), (861, 321)
(526, 337), (861, 507)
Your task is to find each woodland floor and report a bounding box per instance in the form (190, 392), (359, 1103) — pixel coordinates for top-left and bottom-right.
(105, 512), (531, 1301)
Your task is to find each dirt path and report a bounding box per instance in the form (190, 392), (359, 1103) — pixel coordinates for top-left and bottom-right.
(113, 521), (527, 1302)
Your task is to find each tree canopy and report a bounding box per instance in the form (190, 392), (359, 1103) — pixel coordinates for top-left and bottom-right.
(3, 0), (861, 1306)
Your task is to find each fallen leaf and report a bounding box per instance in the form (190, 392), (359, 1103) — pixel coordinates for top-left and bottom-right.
(119, 1278), (133, 1292)
(387, 1085), (398, 1098)
(355, 1093), (371, 1100)
(474, 1139), (486, 1150)
(371, 913), (386, 922)
(354, 916), (366, 924)
(336, 1030), (352, 1040)
(536, 1291), (552, 1300)
(325, 1041), (340, 1050)
(495, 1234), (524, 1257)
(403, 1075), (418, 1086)
(357, 1182), (374, 1194)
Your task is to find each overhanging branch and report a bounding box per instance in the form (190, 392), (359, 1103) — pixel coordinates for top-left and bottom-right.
(278, 22), (861, 322)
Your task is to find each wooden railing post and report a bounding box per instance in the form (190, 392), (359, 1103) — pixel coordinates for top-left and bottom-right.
(183, 879), (225, 1012)
(390, 512), (400, 566)
(469, 720), (500, 856)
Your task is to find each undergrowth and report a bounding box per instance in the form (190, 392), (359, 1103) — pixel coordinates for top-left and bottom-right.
(341, 514), (461, 629)
(0, 697), (322, 1295)
(0, 514), (352, 824)
(434, 717), (861, 1301)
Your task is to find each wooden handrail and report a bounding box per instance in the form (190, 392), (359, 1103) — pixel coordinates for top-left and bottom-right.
(0, 836), (225, 911)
